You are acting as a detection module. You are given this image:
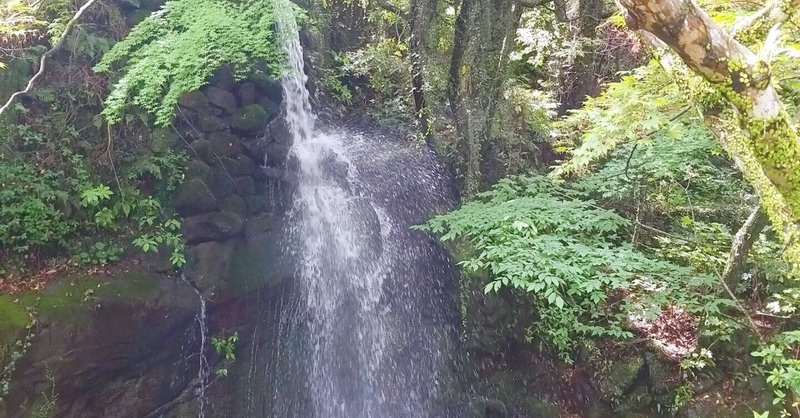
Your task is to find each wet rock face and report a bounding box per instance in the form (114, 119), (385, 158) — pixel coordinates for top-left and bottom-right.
(173, 67), (297, 298)
(2, 274), (201, 418)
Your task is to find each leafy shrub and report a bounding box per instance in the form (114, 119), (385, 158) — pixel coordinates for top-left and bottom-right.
(94, 0), (289, 125)
(419, 175), (728, 360)
(0, 161), (74, 254)
(75, 242), (123, 265)
(553, 63), (689, 177)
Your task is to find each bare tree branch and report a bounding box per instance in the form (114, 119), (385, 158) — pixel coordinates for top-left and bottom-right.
(0, 0), (101, 118)
(722, 206), (770, 289)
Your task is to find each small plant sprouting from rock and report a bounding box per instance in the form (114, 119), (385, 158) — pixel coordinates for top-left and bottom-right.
(210, 331), (239, 378)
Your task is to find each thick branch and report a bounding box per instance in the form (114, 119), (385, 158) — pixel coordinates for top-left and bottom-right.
(722, 206), (770, 289)
(374, 0), (408, 19)
(617, 0), (800, 244)
(0, 0), (101, 117)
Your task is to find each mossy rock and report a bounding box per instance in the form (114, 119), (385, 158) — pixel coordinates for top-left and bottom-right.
(598, 355), (645, 400)
(183, 211), (244, 245)
(150, 127), (180, 153)
(173, 179), (218, 217)
(196, 113), (229, 133)
(187, 138), (214, 165)
(221, 194), (248, 217)
(209, 132), (242, 157)
(185, 240), (237, 295)
(205, 86), (238, 114)
(231, 104), (270, 134)
(185, 160), (212, 183)
(178, 91), (209, 112)
(208, 167), (236, 199)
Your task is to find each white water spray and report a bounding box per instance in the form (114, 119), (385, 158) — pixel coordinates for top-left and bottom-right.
(263, 4), (461, 417)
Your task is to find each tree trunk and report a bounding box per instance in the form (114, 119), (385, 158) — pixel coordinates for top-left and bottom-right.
(409, 0), (438, 144)
(616, 0), (800, 270)
(616, 0), (800, 219)
(722, 207), (770, 290)
(449, 0), (522, 195)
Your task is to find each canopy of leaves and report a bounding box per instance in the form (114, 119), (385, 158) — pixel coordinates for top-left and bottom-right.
(94, 0), (286, 126)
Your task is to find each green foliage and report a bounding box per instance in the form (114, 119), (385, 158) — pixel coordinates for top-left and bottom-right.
(752, 331), (800, 412)
(210, 331), (239, 378)
(553, 63), (689, 177)
(344, 38), (410, 96)
(75, 242), (123, 266)
(132, 218), (186, 268)
(420, 175), (725, 360)
(574, 121), (745, 215)
(0, 161), (74, 254)
(95, 0), (287, 126)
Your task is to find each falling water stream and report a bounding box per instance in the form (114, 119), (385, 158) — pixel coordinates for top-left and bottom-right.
(239, 5), (463, 417)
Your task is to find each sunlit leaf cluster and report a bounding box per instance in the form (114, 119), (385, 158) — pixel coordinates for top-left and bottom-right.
(94, 0), (287, 126)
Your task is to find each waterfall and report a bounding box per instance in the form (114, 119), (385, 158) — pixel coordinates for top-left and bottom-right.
(251, 4), (463, 417)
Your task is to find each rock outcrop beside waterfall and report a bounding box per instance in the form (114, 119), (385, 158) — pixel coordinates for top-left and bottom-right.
(173, 65), (298, 297)
(0, 63), (301, 417)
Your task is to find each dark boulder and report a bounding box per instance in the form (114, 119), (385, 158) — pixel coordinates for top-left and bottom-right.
(209, 132), (242, 157)
(268, 119), (292, 145)
(185, 240), (236, 296)
(234, 176), (257, 196)
(187, 138), (214, 165)
(245, 195), (267, 215)
(266, 142), (291, 167)
(183, 211), (244, 245)
(173, 179), (218, 217)
(178, 91), (209, 112)
(185, 160), (212, 183)
(220, 155), (257, 177)
(250, 71), (283, 103)
(239, 83), (257, 106)
(258, 97), (279, 119)
(242, 137), (267, 163)
(221, 194), (248, 217)
(196, 113), (229, 133)
(206, 86), (238, 114)
(140, 0), (167, 10)
(211, 64), (237, 91)
(208, 167), (236, 199)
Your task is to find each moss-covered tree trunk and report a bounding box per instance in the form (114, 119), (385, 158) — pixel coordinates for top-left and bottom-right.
(449, 0), (522, 195)
(616, 0), (800, 268)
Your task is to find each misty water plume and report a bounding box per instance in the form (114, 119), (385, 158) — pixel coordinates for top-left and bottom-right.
(238, 4), (464, 417)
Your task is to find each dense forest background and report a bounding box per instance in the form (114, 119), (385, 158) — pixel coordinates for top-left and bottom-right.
(2, 0), (800, 416)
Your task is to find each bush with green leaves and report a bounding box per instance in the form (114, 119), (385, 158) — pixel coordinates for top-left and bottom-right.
(419, 175), (731, 360)
(0, 161), (74, 255)
(94, 0), (290, 126)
